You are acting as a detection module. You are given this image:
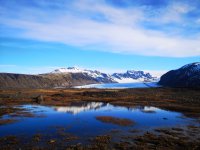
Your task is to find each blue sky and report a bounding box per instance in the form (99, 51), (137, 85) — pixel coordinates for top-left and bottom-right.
(0, 0), (200, 76)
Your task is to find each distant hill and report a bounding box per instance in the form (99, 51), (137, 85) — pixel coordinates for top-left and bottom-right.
(0, 67), (156, 89)
(0, 73), (102, 89)
(159, 62), (200, 89)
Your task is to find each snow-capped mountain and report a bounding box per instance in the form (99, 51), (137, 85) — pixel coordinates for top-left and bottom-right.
(180, 62), (200, 73)
(159, 62), (200, 88)
(51, 67), (156, 83)
(112, 70), (154, 83)
(52, 67), (115, 83)
(52, 67), (83, 73)
(0, 67), (157, 89)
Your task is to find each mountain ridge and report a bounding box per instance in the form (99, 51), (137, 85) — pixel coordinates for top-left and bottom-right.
(0, 67), (156, 89)
(50, 67), (156, 83)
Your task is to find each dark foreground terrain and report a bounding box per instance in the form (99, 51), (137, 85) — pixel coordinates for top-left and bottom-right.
(0, 88), (200, 149)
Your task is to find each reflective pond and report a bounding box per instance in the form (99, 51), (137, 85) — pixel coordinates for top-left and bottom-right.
(0, 102), (197, 143)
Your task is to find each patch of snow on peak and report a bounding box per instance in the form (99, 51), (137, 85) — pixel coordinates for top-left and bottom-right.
(193, 62), (200, 71)
(180, 62), (200, 71)
(52, 67), (85, 73)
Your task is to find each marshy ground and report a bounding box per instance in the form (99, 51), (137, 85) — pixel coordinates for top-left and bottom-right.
(0, 87), (200, 149)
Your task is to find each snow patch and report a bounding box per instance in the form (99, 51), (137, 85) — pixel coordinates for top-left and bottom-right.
(52, 67), (85, 73)
(181, 62), (200, 71)
(112, 77), (145, 83)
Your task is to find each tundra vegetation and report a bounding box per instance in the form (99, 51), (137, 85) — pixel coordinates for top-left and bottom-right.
(0, 87), (200, 149)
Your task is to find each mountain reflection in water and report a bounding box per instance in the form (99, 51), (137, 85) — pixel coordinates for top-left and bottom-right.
(53, 102), (106, 114)
(53, 102), (159, 114)
(0, 102), (196, 140)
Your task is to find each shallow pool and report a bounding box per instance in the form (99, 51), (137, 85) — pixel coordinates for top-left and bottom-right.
(0, 102), (197, 144)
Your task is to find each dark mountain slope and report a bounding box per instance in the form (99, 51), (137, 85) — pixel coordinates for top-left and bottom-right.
(0, 73), (101, 89)
(159, 62), (200, 89)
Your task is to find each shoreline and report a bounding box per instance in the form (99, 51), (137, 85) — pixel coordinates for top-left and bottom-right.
(1, 87), (200, 117)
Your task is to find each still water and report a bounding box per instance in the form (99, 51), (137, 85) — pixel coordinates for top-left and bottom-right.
(75, 82), (160, 89)
(0, 102), (196, 142)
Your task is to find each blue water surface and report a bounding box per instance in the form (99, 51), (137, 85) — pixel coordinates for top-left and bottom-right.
(75, 82), (160, 89)
(0, 102), (196, 141)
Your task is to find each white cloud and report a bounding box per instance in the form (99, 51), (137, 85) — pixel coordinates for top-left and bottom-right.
(1, 0), (200, 57)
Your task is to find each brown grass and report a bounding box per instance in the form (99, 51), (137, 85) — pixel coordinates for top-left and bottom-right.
(0, 119), (18, 125)
(96, 116), (134, 126)
(0, 88), (200, 117)
(0, 87), (200, 149)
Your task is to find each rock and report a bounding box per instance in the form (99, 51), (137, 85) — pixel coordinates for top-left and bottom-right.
(48, 139), (56, 144)
(36, 95), (44, 104)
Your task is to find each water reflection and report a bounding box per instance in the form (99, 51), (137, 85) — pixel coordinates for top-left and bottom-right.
(0, 102), (196, 139)
(53, 102), (159, 114)
(127, 106), (158, 113)
(53, 102), (106, 114)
